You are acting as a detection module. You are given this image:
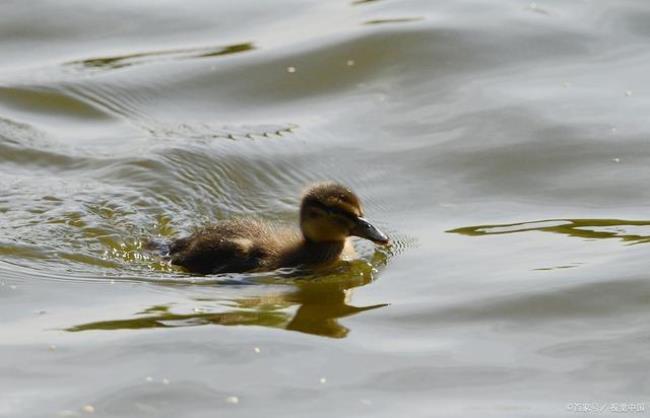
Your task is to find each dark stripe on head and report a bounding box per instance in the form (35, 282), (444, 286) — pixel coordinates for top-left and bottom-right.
(302, 197), (360, 222)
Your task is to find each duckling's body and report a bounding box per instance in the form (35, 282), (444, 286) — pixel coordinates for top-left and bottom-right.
(167, 182), (388, 275)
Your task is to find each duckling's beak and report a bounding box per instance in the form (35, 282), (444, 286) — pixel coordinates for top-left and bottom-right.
(351, 217), (389, 245)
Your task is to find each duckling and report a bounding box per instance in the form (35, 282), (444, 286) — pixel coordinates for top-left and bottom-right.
(166, 182), (389, 274)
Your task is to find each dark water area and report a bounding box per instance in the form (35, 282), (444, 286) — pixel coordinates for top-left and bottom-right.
(1, 0), (650, 417)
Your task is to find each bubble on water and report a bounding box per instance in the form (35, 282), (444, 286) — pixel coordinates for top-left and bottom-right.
(346, 59), (355, 67)
(612, 158), (621, 163)
(49, 344), (57, 351)
(625, 90), (632, 96)
(254, 347), (261, 353)
(225, 396), (239, 404)
(319, 377), (327, 384)
(145, 376), (153, 383)
(287, 66), (296, 73)
(81, 405), (95, 414)
(529, 2), (537, 9)
(162, 378), (170, 385)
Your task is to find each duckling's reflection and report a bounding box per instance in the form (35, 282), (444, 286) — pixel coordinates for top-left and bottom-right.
(284, 276), (387, 337)
(67, 257), (389, 338)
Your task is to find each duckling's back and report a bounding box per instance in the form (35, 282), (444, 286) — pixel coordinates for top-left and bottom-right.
(168, 218), (295, 274)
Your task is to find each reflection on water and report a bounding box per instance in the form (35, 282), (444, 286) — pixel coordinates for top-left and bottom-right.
(449, 218), (650, 244)
(352, 0), (381, 5)
(363, 17), (424, 26)
(67, 42), (255, 71)
(67, 256), (389, 338)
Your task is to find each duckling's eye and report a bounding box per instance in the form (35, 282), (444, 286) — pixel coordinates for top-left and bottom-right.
(333, 214), (353, 228)
(307, 207), (328, 218)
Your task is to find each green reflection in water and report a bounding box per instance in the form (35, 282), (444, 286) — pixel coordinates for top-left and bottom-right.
(352, 0), (382, 5)
(449, 218), (650, 244)
(67, 252), (390, 338)
(68, 42), (255, 71)
(363, 17), (424, 25)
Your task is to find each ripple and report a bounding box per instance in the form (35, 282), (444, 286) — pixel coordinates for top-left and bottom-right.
(147, 121), (298, 142)
(392, 278), (650, 326)
(0, 117), (405, 284)
(367, 366), (533, 391)
(0, 86), (109, 120)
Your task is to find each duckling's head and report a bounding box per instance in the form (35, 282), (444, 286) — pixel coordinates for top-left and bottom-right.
(299, 182), (389, 245)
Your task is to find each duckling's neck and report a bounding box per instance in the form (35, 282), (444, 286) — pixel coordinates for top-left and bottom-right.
(280, 239), (345, 268)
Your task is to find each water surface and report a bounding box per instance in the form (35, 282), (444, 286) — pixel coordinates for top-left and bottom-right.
(2, 0), (650, 417)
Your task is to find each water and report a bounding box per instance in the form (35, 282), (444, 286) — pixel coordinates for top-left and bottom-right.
(1, 0), (650, 416)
